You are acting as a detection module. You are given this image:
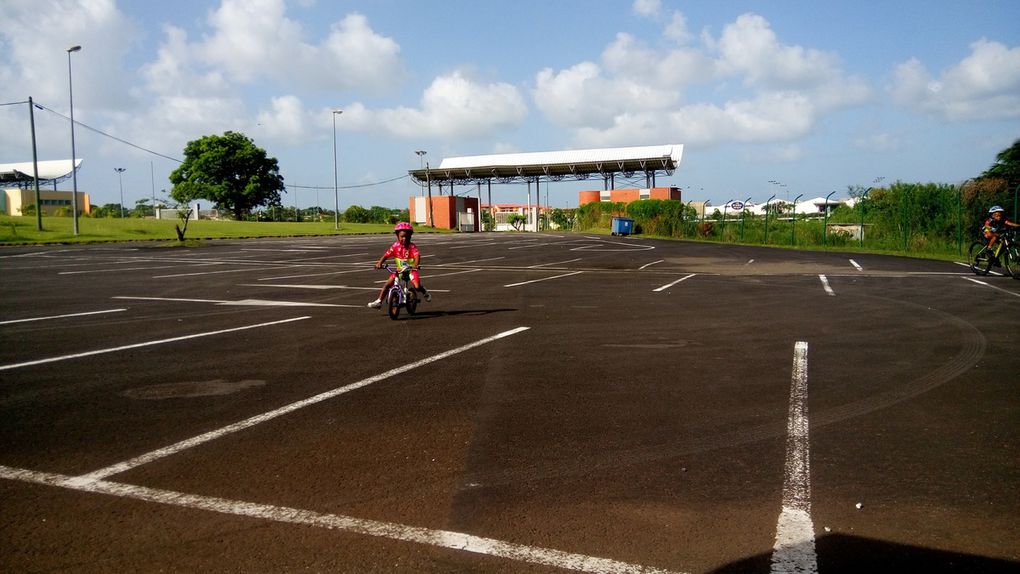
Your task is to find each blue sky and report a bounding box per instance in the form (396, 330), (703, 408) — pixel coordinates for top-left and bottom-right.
(2, 0), (1019, 211)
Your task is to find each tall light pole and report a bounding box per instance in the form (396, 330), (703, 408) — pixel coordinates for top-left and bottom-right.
(331, 109), (342, 230)
(414, 150), (427, 198)
(114, 167), (126, 218)
(67, 45), (82, 235)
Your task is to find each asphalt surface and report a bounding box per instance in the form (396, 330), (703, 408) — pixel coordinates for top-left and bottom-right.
(1, 232), (1017, 573)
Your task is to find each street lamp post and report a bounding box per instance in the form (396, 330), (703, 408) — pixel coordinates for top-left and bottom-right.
(331, 109), (342, 230)
(823, 190), (837, 247)
(792, 193), (803, 245)
(415, 150), (427, 198)
(114, 168), (126, 218)
(67, 45), (82, 235)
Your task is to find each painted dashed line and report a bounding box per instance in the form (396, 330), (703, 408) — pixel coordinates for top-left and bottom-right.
(75, 327), (531, 481)
(0, 308), (127, 325)
(0, 464), (684, 574)
(638, 260), (664, 270)
(849, 259), (863, 271)
(504, 271), (583, 287)
(771, 341), (817, 574)
(0, 317), (310, 372)
(962, 276), (1020, 297)
(653, 273), (696, 292)
(818, 274), (835, 296)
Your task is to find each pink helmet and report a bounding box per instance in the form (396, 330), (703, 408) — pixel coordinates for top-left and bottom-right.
(394, 222), (414, 234)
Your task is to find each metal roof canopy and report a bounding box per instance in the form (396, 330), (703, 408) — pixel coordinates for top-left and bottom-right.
(0, 159), (81, 186)
(409, 144), (683, 186)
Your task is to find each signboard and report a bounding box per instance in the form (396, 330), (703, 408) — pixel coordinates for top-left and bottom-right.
(729, 201), (745, 210)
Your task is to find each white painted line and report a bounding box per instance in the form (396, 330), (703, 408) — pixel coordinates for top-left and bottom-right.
(258, 269), (371, 281)
(507, 243), (553, 250)
(771, 341), (817, 574)
(450, 241), (498, 250)
(0, 308), (127, 325)
(153, 266), (294, 278)
(113, 296), (230, 304)
(435, 256), (506, 267)
(745, 259), (755, 266)
(962, 276), (1020, 298)
(0, 465), (683, 574)
(113, 295), (359, 307)
(0, 317), (310, 372)
(849, 259), (863, 271)
(60, 263), (223, 275)
(76, 327), (531, 481)
(421, 269), (483, 279)
(818, 274), (835, 296)
(528, 258), (582, 268)
(504, 271), (583, 287)
(652, 273), (696, 292)
(638, 260), (664, 270)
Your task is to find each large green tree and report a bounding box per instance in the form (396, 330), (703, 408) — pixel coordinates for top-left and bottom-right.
(981, 138), (1020, 190)
(169, 131), (285, 219)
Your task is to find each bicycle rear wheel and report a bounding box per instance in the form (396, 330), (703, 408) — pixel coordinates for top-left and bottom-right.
(406, 289), (419, 314)
(387, 288), (401, 320)
(969, 241), (993, 275)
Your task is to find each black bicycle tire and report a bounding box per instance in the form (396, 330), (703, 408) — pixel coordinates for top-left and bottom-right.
(406, 288), (418, 314)
(1004, 250), (1020, 279)
(969, 241), (993, 275)
(387, 288), (401, 320)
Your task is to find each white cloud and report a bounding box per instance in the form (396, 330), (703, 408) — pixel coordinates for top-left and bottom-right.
(256, 96), (309, 145)
(200, 1), (404, 92)
(342, 72), (528, 139)
(632, 0), (660, 17)
(892, 39), (1020, 121)
(533, 12), (868, 148)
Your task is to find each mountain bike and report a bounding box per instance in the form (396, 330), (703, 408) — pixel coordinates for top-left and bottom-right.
(381, 265), (420, 320)
(969, 229), (1019, 279)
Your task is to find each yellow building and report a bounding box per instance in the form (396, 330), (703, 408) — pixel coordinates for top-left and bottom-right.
(0, 159), (90, 215)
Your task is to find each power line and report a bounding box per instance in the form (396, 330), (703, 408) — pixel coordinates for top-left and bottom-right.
(22, 100), (410, 192)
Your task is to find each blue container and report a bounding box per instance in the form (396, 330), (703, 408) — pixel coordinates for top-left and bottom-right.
(611, 217), (634, 236)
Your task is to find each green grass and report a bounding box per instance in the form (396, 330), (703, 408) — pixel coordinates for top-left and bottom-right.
(0, 216), (448, 245)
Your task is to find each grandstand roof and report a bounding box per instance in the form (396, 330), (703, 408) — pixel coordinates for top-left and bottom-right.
(409, 144), (682, 186)
(0, 159), (82, 184)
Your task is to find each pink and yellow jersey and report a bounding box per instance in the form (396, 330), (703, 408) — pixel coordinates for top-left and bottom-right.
(383, 241), (422, 282)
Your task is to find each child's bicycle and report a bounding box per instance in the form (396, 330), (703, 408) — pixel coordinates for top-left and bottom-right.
(969, 228), (1020, 279)
(380, 264), (420, 320)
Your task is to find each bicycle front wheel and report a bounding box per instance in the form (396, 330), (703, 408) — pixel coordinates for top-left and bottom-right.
(969, 241), (993, 275)
(387, 288), (401, 320)
(1005, 250), (1020, 279)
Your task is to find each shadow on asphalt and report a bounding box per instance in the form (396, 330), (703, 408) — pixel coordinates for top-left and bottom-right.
(401, 308), (519, 320)
(709, 534), (1019, 573)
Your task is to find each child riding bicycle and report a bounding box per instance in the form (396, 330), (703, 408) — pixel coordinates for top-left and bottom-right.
(983, 206), (1020, 258)
(367, 222), (431, 309)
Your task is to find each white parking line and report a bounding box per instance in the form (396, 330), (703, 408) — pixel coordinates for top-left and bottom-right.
(0, 464), (683, 574)
(153, 266), (295, 278)
(653, 274), (696, 292)
(638, 260), (664, 270)
(435, 256), (506, 266)
(962, 276), (1020, 297)
(771, 341), (817, 574)
(76, 327), (531, 481)
(0, 308), (127, 325)
(0, 317), (310, 372)
(504, 271), (583, 287)
(258, 269), (371, 281)
(818, 275), (835, 296)
(529, 258), (582, 268)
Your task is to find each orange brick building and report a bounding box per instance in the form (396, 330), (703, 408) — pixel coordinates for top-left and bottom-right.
(578, 187), (681, 206)
(409, 195), (480, 231)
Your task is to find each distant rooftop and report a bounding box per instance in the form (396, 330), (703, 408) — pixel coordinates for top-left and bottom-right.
(409, 144), (683, 186)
